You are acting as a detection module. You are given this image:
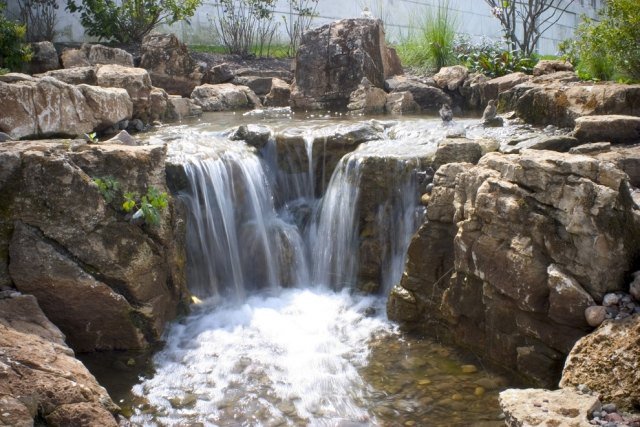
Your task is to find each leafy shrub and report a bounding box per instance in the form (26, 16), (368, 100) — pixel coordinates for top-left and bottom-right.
(566, 0), (640, 82)
(0, 1), (32, 70)
(455, 35), (537, 78)
(66, 0), (201, 44)
(94, 176), (169, 226)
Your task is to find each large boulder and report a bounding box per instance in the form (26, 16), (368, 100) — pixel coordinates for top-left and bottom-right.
(560, 314), (640, 411)
(95, 64), (155, 121)
(572, 115), (640, 145)
(533, 59), (574, 76)
(191, 83), (261, 111)
(61, 43), (133, 68)
(0, 141), (188, 353)
(500, 82), (640, 127)
(0, 293), (118, 426)
(0, 77), (132, 140)
(37, 66), (98, 85)
(140, 33), (203, 97)
(388, 150), (640, 386)
(385, 75), (451, 113)
(347, 80), (387, 114)
(290, 18), (399, 110)
(264, 78), (291, 107)
(433, 65), (469, 92)
(27, 41), (60, 74)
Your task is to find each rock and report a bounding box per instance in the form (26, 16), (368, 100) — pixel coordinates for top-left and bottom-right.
(631, 272), (640, 301)
(385, 75), (451, 113)
(595, 145), (640, 188)
(569, 142), (611, 155)
(233, 75), (273, 96)
(483, 116), (504, 127)
(584, 306), (607, 327)
(0, 293), (118, 426)
(433, 65), (469, 91)
(502, 135), (580, 154)
(0, 72), (34, 83)
(230, 124), (272, 149)
(533, 59), (574, 76)
(61, 43), (133, 68)
(202, 63), (234, 84)
(561, 314), (640, 411)
(27, 41), (60, 74)
(38, 66), (98, 85)
(385, 91), (419, 114)
(96, 64), (153, 121)
(482, 72), (531, 105)
(149, 86), (170, 122)
(106, 130), (139, 146)
(167, 95), (203, 120)
(264, 78), (291, 107)
(383, 46), (403, 78)
(602, 293), (620, 307)
(573, 115), (640, 145)
(191, 83), (260, 111)
(140, 33), (204, 97)
(0, 77), (132, 140)
(433, 139), (482, 170)
(499, 388), (601, 427)
(389, 150), (639, 386)
(290, 18), (397, 110)
(0, 141), (188, 353)
(0, 132), (13, 142)
(531, 71), (580, 84)
(347, 79), (387, 114)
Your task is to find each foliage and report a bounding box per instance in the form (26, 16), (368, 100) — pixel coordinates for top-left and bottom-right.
(395, 0), (457, 72)
(0, 1), (32, 71)
(190, 43), (290, 58)
(455, 35), (537, 78)
(483, 0), (575, 56)
(565, 0), (640, 82)
(93, 177), (120, 204)
(211, 0), (279, 57)
(17, 0), (58, 42)
(94, 176), (169, 226)
(123, 187), (169, 225)
(66, 0), (201, 44)
(281, 0), (319, 56)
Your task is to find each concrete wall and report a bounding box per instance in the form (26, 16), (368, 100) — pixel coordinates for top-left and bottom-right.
(5, 0), (603, 55)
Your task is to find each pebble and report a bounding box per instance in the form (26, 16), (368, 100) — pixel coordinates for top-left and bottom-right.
(451, 393), (464, 401)
(602, 403), (617, 413)
(417, 379), (431, 386)
(603, 293), (620, 307)
(461, 365), (478, 374)
(474, 387), (485, 397)
(585, 306), (607, 327)
(630, 272), (640, 301)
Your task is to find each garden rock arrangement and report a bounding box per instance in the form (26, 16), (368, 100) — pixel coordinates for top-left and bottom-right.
(0, 293), (119, 426)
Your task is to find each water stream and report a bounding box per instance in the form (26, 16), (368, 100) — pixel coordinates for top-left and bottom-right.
(119, 114), (515, 426)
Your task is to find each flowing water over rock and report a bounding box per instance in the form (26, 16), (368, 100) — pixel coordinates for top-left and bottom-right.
(123, 113), (516, 425)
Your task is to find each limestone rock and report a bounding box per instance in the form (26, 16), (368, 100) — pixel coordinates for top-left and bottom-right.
(501, 135), (580, 154)
(531, 71), (580, 84)
(96, 64), (153, 121)
(167, 95), (203, 120)
(482, 72), (531, 105)
(0, 77), (131, 139)
(191, 83), (260, 111)
(533, 59), (574, 76)
(202, 63), (234, 84)
(264, 78), (291, 107)
(584, 306), (607, 327)
(233, 75), (273, 96)
(385, 91), (419, 114)
(573, 115), (640, 145)
(569, 142), (611, 155)
(38, 66), (98, 85)
(383, 46), (403, 78)
(561, 314), (640, 411)
(140, 33), (203, 97)
(0, 293), (118, 426)
(595, 145), (640, 187)
(432, 138), (482, 170)
(433, 65), (468, 91)
(385, 75), (451, 113)
(0, 72), (33, 83)
(27, 41), (60, 74)
(60, 48), (91, 68)
(347, 80), (387, 114)
(61, 44), (133, 68)
(547, 264), (595, 327)
(230, 124), (271, 149)
(499, 388), (600, 427)
(290, 18), (396, 110)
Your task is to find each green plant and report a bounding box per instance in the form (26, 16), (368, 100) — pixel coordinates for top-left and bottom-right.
(84, 132), (99, 143)
(455, 35), (537, 78)
(66, 0), (201, 44)
(568, 0), (640, 82)
(93, 177), (120, 203)
(0, 1), (32, 71)
(123, 187), (169, 225)
(281, 0), (319, 56)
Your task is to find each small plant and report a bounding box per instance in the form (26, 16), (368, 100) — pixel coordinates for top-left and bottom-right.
(123, 187), (169, 225)
(84, 132), (99, 143)
(93, 177), (119, 203)
(0, 1), (32, 71)
(455, 35), (537, 78)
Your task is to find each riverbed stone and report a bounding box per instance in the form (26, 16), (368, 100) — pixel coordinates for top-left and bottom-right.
(561, 314), (640, 411)
(191, 83), (260, 111)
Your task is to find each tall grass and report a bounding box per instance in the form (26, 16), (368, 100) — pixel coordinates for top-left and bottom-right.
(395, 0), (457, 73)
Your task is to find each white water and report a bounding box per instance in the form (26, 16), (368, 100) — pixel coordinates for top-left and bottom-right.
(133, 120), (437, 425)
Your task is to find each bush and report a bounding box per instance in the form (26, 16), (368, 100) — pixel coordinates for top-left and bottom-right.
(567, 0), (640, 82)
(0, 1), (32, 70)
(66, 0), (201, 45)
(455, 35), (537, 78)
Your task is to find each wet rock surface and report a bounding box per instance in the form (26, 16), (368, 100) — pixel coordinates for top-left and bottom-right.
(191, 83), (261, 111)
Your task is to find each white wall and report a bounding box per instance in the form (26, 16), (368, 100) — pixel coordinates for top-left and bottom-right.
(5, 0), (602, 55)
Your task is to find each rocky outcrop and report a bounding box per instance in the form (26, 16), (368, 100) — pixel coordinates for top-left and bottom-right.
(191, 83), (261, 111)
(95, 64), (156, 121)
(38, 66), (98, 85)
(0, 76), (132, 140)
(500, 82), (640, 127)
(385, 75), (451, 113)
(27, 41), (60, 74)
(167, 95), (203, 120)
(264, 78), (291, 107)
(572, 115), (640, 145)
(140, 33), (203, 97)
(560, 315), (640, 411)
(0, 140), (188, 353)
(61, 43), (134, 68)
(388, 150), (640, 386)
(499, 388), (600, 427)
(0, 293), (118, 426)
(533, 60), (574, 76)
(290, 19), (400, 110)
(385, 91), (419, 114)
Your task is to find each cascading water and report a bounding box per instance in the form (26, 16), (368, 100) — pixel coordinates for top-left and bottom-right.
(130, 117), (505, 426)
